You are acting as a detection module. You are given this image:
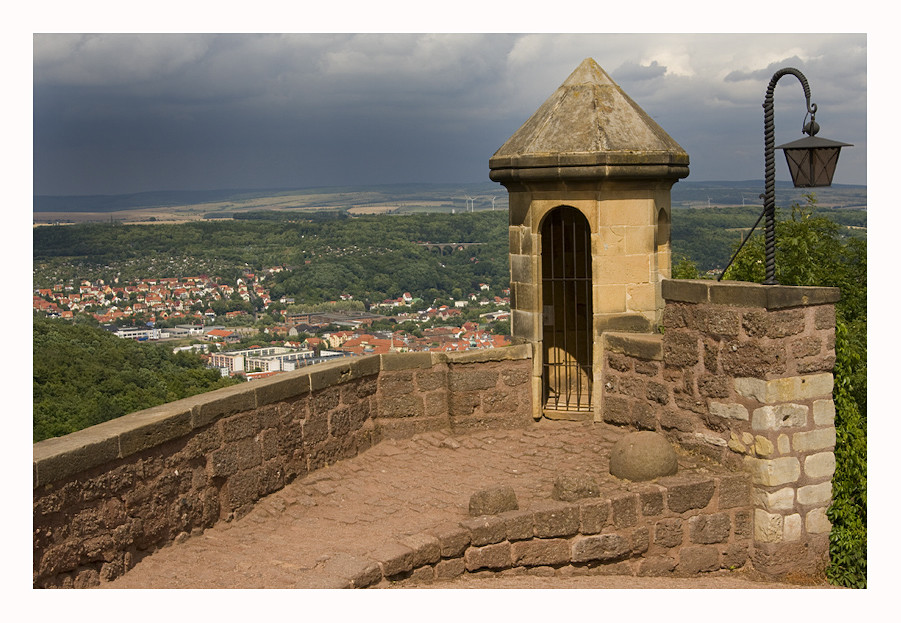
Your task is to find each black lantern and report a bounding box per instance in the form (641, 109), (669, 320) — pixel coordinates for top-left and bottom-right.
(777, 119), (853, 188)
(718, 67), (852, 285)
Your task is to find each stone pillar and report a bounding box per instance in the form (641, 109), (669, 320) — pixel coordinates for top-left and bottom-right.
(490, 58), (689, 421)
(661, 279), (840, 576)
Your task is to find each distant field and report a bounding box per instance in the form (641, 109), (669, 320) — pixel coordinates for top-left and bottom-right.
(33, 184), (500, 225)
(33, 181), (864, 226)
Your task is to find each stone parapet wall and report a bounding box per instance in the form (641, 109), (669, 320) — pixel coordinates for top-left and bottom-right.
(309, 472), (750, 587)
(33, 346), (533, 588)
(599, 279), (840, 577)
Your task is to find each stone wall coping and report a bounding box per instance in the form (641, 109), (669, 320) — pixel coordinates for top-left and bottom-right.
(33, 346), (531, 489)
(661, 279), (840, 310)
(602, 332), (663, 361)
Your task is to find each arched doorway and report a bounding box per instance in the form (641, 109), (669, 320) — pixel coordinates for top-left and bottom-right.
(540, 207), (593, 414)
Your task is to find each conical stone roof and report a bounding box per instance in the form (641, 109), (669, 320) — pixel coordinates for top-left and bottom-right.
(489, 58), (689, 183)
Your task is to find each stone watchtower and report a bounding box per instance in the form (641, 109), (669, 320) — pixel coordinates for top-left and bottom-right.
(490, 58), (689, 422)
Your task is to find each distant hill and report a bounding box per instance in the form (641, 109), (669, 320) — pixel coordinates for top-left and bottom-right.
(32, 183), (503, 213)
(33, 180), (866, 215)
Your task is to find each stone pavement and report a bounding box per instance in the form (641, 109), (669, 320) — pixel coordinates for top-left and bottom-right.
(101, 420), (826, 589)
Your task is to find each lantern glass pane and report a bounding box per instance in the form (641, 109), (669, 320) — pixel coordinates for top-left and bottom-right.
(783, 146), (842, 188)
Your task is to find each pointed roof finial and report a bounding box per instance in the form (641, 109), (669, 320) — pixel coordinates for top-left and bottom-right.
(490, 58), (689, 183)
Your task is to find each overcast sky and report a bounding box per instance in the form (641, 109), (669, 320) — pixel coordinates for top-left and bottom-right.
(33, 29), (867, 196)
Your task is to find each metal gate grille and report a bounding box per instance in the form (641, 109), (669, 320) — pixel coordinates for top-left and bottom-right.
(541, 207), (593, 413)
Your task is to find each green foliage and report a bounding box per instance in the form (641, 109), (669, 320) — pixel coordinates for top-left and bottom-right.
(33, 317), (242, 442)
(671, 255), (701, 280)
(671, 204), (865, 273)
(722, 194), (866, 588)
(827, 320), (867, 588)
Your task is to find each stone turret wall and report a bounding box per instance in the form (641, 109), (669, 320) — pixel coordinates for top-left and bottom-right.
(33, 346), (533, 588)
(599, 279), (840, 577)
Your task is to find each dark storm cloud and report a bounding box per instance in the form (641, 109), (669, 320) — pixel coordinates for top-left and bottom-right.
(33, 33), (867, 196)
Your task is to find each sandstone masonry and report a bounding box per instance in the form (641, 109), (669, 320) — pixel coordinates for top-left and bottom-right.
(599, 279), (839, 576)
(33, 346), (533, 588)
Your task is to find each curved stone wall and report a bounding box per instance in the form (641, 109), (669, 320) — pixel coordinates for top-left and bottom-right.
(33, 346), (533, 588)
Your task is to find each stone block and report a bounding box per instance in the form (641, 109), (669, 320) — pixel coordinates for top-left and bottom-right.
(797, 482), (832, 506)
(813, 399), (836, 426)
(654, 518), (684, 548)
(469, 485), (519, 517)
(400, 533), (441, 568)
(709, 402), (749, 421)
(464, 542), (512, 572)
(378, 370), (416, 396)
(308, 360), (355, 393)
(662, 331), (699, 368)
(752, 487), (795, 512)
(697, 376), (730, 400)
(225, 469), (262, 510)
(460, 515), (508, 547)
(369, 542), (414, 578)
(235, 436), (262, 470)
(119, 405), (194, 458)
(689, 513), (732, 544)
(448, 367), (499, 393)
(430, 523), (470, 558)
(498, 509), (534, 541)
(722, 543), (750, 570)
(435, 557), (466, 580)
(631, 526), (650, 555)
(639, 487), (665, 516)
(753, 509), (784, 543)
(320, 553), (382, 588)
(33, 429), (121, 488)
(408, 565), (435, 583)
(610, 493), (639, 528)
(662, 478), (716, 513)
(753, 435), (775, 458)
(414, 368), (447, 392)
(699, 307), (741, 336)
(208, 445), (239, 478)
(678, 546), (720, 574)
(804, 452), (836, 480)
(379, 351), (434, 372)
(638, 556), (677, 576)
(792, 428), (836, 453)
(377, 394), (425, 419)
(744, 456), (800, 487)
(734, 373), (834, 404)
(661, 279), (710, 304)
(252, 372), (311, 407)
(579, 498), (610, 535)
(777, 434), (790, 454)
(783, 513), (802, 541)
(511, 539), (570, 567)
(805, 507), (832, 534)
(330, 402), (371, 438)
(532, 501), (580, 538)
(751, 404), (808, 431)
(718, 475), (751, 509)
(733, 509), (752, 539)
(722, 339), (787, 378)
(571, 533), (631, 563)
(191, 383), (258, 429)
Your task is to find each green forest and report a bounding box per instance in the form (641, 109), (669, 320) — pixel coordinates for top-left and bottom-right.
(32, 316), (242, 442)
(33, 211), (510, 305)
(32, 203), (866, 302)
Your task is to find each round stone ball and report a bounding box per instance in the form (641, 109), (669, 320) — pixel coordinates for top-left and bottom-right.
(609, 431), (678, 481)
